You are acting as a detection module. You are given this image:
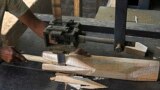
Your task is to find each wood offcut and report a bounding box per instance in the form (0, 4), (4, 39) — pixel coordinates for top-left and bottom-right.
(50, 73), (107, 89)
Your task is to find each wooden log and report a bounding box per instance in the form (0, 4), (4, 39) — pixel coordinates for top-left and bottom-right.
(42, 53), (160, 81)
(74, 0), (80, 17)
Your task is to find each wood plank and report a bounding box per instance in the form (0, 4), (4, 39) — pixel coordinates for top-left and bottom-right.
(42, 51), (95, 70)
(23, 52), (160, 81)
(124, 42), (148, 57)
(50, 73), (107, 89)
(42, 64), (91, 74)
(23, 54), (55, 64)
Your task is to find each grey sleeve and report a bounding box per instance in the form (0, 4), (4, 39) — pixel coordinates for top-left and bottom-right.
(6, 0), (29, 17)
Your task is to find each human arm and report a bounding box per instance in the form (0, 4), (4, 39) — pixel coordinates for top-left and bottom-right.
(0, 0), (47, 62)
(0, 46), (26, 63)
(6, 0), (47, 38)
(18, 9), (47, 38)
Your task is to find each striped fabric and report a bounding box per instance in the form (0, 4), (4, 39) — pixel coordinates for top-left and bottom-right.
(0, 0), (29, 30)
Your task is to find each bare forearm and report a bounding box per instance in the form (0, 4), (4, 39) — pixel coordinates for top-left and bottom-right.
(18, 10), (47, 38)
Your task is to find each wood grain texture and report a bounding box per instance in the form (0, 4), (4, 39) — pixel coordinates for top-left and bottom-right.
(74, 0), (80, 17)
(42, 51), (95, 71)
(42, 64), (92, 74)
(23, 54), (55, 64)
(50, 73), (107, 89)
(125, 42), (148, 57)
(42, 54), (160, 81)
(23, 52), (160, 81)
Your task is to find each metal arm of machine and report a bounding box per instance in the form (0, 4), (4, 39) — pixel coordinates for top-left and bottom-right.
(45, 0), (130, 54)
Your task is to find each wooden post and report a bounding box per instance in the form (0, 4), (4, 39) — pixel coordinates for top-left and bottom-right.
(51, 0), (62, 22)
(74, 0), (81, 17)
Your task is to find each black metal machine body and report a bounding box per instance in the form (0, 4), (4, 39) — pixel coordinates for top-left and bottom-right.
(44, 0), (129, 53)
(44, 20), (117, 50)
(44, 20), (84, 48)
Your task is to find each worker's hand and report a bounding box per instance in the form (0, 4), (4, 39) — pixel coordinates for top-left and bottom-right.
(0, 46), (26, 63)
(70, 48), (91, 57)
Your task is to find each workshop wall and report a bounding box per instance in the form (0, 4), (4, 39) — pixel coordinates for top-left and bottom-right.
(27, 0), (160, 17)
(62, 0), (108, 17)
(32, 0), (108, 18)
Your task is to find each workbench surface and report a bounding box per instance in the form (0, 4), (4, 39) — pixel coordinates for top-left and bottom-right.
(0, 61), (160, 90)
(1, 30), (160, 90)
(1, 13), (160, 89)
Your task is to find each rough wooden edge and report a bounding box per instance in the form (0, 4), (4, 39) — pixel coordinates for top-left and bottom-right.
(74, 0), (80, 17)
(50, 73), (107, 89)
(124, 42), (148, 57)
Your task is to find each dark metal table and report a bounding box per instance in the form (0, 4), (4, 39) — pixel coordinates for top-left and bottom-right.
(1, 13), (160, 90)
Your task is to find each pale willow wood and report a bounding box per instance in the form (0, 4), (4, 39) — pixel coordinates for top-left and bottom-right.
(50, 73), (107, 89)
(42, 54), (160, 81)
(23, 54), (55, 64)
(23, 53), (160, 81)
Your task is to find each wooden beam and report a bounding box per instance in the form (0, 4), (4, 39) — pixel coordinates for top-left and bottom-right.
(74, 0), (80, 17)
